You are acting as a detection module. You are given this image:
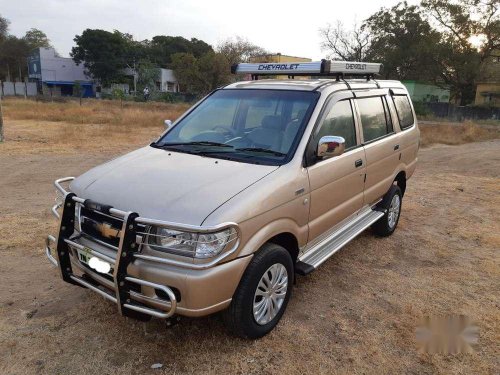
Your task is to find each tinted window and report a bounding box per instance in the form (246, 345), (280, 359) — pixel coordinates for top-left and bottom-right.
(316, 100), (357, 149)
(392, 95), (414, 129)
(357, 97), (392, 142)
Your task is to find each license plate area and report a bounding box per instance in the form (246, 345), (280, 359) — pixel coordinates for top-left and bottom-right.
(76, 246), (114, 276)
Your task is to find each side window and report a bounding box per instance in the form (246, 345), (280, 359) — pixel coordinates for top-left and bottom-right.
(357, 97), (392, 142)
(316, 100), (357, 149)
(392, 95), (414, 129)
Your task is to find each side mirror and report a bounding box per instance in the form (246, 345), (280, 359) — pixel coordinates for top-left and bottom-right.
(317, 136), (346, 159)
(164, 119), (173, 129)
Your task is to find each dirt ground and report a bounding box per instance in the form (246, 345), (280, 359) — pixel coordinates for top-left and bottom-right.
(0, 118), (499, 375)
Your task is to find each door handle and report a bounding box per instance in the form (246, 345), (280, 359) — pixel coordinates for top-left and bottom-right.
(355, 159), (363, 168)
(394, 144), (400, 151)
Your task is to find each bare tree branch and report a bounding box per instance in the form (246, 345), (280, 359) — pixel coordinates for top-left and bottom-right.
(319, 21), (371, 61)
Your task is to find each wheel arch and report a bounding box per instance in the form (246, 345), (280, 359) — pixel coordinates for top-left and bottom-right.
(394, 170), (407, 196)
(266, 232), (300, 263)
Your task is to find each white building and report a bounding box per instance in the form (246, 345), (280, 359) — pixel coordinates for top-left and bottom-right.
(123, 67), (179, 93)
(27, 47), (94, 97)
(157, 68), (179, 92)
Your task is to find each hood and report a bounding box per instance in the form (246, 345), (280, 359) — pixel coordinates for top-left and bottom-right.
(70, 146), (279, 225)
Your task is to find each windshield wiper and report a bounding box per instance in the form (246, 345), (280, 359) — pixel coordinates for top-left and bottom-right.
(235, 147), (286, 157)
(159, 141), (233, 148)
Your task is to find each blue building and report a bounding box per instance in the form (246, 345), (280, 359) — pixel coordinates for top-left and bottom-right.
(27, 47), (94, 97)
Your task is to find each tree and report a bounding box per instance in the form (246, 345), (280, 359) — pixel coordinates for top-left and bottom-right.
(422, 0), (499, 62)
(23, 28), (51, 49)
(170, 51), (231, 96)
(363, 2), (443, 81)
(0, 14), (9, 42)
(71, 29), (130, 85)
(0, 87), (4, 142)
(148, 35), (213, 66)
(319, 21), (371, 61)
(137, 59), (160, 92)
(421, 0), (499, 104)
(216, 36), (268, 65)
(0, 35), (30, 81)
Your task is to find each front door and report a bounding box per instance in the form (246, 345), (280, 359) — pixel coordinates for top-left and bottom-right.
(306, 94), (366, 241)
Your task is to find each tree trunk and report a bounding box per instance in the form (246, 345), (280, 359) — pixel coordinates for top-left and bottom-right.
(0, 85), (4, 143)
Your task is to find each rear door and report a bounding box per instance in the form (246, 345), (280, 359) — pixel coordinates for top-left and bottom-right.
(353, 90), (401, 205)
(306, 92), (366, 241)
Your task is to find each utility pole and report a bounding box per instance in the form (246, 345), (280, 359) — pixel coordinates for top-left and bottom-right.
(0, 80), (4, 143)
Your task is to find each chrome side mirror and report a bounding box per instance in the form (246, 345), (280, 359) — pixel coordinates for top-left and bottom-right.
(164, 119), (173, 129)
(317, 136), (346, 159)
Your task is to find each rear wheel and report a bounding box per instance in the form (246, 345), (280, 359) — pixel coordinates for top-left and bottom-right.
(223, 243), (293, 339)
(372, 185), (402, 237)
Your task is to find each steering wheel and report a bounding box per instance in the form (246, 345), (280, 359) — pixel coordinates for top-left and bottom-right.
(212, 125), (237, 137)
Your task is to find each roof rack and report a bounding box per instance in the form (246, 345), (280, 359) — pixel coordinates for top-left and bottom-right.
(231, 59), (382, 81)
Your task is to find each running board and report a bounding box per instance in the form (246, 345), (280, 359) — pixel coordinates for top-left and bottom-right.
(296, 209), (385, 275)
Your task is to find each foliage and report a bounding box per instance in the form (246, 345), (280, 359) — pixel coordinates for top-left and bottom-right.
(421, 0), (499, 104)
(71, 29), (131, 86)
(148, 36), (213, 65)
(0, 35), (31, 81)
(421, 0), (499, 62)
(412, 101), (432, 117)
(320, 0), (500, 105)
(111, 88), (126, 100)
(23, 28), (51, 49)
(170, 51), (232, 96)
(136, 59), (160, 91)
(0, 14), (9, 42)
(364, 3), (442, 82)
(0, 15), (53, 81)
(216, 36), (268, 65)
(73, 81), (83, 98)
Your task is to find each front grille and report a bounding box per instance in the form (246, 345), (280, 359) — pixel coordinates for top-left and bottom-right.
(80, 206), (124, 247)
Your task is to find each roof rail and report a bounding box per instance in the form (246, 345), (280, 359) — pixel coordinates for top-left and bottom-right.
(231, 60), (382, 80)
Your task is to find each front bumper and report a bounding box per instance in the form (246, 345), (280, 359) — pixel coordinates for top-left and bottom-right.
(46, 177), (246, 319)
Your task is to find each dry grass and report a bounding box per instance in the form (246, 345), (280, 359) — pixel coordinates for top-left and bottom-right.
(2, 97), (190, 128)
(419, 121), (500, 147)
(1, 98), (190, 155)
(0, 102), (499, 374)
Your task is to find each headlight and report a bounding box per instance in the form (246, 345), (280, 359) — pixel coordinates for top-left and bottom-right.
(147, 226), (237, 259)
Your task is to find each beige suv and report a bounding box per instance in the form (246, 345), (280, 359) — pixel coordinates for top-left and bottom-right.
(46, 61), (419, 339)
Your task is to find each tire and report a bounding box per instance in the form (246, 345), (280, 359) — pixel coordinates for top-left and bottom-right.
(372, 184), (402, 237)
(223, 243), (293, 339)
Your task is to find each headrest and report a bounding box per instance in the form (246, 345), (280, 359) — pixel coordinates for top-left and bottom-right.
(261, 115), (283, 130)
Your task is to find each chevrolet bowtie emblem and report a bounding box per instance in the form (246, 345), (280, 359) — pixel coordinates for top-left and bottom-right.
(96, 222), (121, 239)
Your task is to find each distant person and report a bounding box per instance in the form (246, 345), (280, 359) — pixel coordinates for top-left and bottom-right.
(143, 86), (150, 101)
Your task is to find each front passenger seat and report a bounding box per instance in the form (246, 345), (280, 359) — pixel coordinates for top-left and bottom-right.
(247, 115), (283, 151)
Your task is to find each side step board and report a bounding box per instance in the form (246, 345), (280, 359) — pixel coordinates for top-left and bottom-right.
(296, 209), (385, 275)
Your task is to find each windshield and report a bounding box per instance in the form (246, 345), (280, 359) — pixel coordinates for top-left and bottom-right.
(154, 89), (319, 165)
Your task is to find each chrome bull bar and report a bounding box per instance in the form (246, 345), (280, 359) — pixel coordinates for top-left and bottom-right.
(46, 177), (239, 320)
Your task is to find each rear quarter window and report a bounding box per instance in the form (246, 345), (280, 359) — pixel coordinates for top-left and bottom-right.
(392, 95), (414, 129)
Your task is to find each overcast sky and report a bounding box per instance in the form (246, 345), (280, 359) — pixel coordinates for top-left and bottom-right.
(1, 0), (415, 59)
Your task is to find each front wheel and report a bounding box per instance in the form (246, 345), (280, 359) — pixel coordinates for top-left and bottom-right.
(372, 184), (402, 237)
(223, 243), (293, 339)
